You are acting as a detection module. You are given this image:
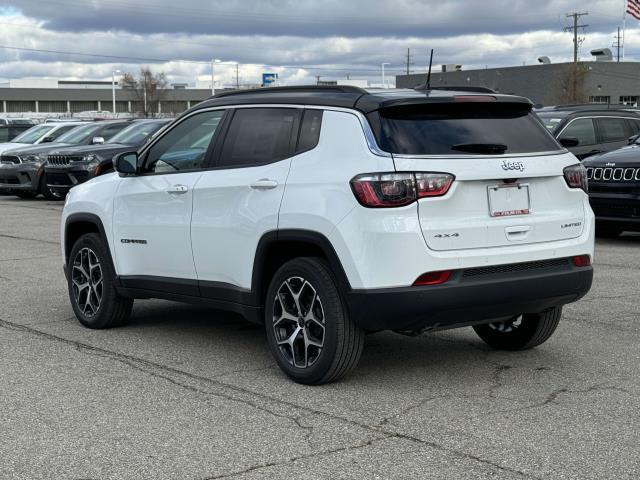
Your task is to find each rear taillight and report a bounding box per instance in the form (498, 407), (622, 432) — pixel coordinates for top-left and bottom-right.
(351, 172), (454, 208)
(572, 255), (591, 267)
(564, 164), (588, 193)
(413, 270), (452, 286)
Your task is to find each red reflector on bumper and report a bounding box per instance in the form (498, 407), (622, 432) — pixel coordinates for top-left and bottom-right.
(413, 270), (452, 286)
(572, 255), (591, 267)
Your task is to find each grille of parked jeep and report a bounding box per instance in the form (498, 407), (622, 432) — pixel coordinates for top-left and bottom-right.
(462, 258), (571, 278)
(0, 155), (21, 164)
(586, 166), (640, 182)
(47, 155), (84, 166)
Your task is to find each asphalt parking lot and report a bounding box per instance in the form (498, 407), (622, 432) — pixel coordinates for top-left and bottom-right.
(0, 196), (638, 480)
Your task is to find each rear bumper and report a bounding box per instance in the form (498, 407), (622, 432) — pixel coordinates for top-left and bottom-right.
(0, 164), (40, 192)
(346, 260), (593, 331)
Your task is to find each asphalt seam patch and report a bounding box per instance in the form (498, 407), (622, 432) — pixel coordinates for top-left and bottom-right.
(0, 317), (543, 480)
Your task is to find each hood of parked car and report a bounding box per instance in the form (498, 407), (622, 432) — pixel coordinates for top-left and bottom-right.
(0, 142), (73, 157)
(583, 145), (640, 167)
(47, 142), (134, 159)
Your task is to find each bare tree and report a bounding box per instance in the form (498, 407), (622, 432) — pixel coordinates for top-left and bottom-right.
(546, 63), (589, 105)
(121, 67), (168, 117)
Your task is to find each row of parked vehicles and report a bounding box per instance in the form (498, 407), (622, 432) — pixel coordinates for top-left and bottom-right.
(0, 118), (170, 199)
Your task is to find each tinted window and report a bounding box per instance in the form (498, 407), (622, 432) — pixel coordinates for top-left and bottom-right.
(144, 110), (224, 174)
(108, 121), (168, 146)
(597, 118), (630, 143)
(219, 108), (298, 167)
(558, 118), (596, 146)
(296, 109), (323, 153)
(56, 124), (102, 144)
(628, 119), (640, 135)
(0, 127), (8, 142)
(372, 104), (561, 155)
(97, 123), (130, 141)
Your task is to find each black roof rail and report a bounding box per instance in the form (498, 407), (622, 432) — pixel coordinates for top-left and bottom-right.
(210, 85), (368, 99)
(551, 103), (640, 111)
(413, 85), (496, 93)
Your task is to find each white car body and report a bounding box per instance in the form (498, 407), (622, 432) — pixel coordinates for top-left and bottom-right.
(61, 88), (594, 335)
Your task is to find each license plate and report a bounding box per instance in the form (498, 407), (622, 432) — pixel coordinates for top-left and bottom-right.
(487, 184), (530, 217)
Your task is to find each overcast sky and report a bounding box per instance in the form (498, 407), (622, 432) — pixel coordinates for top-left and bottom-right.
(0, 0), (636, 87)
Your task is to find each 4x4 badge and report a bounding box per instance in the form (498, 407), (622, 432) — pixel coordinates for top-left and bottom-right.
(501, 160), (525, 172)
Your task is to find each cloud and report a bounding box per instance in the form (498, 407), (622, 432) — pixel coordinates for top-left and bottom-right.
(0, 0), (635, 86)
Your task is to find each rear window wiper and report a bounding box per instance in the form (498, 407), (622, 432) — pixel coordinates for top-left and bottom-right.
(451, 143), (508, 155)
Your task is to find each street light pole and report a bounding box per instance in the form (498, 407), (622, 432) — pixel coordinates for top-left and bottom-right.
(381, 63), (390, 89)
(111, 69), (120, 116)
(211, 59), (221, 96)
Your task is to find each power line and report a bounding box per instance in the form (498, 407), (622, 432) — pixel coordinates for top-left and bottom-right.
(0, 44), (405, 74)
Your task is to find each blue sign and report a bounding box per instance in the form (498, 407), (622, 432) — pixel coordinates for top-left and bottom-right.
(262, 73), (277, 86)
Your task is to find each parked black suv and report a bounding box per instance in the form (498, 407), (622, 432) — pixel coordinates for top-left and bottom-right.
(583, 137), (640, 237)
(537, 106), (640, 160)
(0, 121), (134, 199)
(45, 119), (170, 197)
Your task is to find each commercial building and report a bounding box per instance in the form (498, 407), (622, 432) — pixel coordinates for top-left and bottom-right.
(395, 61), (640, 107)
(0, 79), (212, 116)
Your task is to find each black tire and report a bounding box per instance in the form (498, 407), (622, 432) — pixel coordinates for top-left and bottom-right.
(595, 224), (623, 238)
(14, 190), (38, 199)
(67, 233), (133, 329)
(264, 257), (364, 385)
(39, 174), (64, 201)
(473, 307), (562, 351)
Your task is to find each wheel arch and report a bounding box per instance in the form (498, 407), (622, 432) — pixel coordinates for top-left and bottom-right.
(252, 229), (352, 308)
(64, 213), (111, 266)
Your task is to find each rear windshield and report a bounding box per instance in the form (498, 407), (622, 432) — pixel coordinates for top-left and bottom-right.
(369, 104), (562, 155)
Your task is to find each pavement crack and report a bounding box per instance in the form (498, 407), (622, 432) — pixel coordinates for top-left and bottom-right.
(0, 233), (59, 245)
(0, 318), (543, 480)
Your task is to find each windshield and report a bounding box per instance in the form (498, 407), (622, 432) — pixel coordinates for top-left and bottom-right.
(55, 123), (103, 144)
(8, 119), (35, 125)
(10, 125), (53, 144)
(108, 121), (167, 145)
(370, 104), (562, 155)
(535, 112), (568, 133)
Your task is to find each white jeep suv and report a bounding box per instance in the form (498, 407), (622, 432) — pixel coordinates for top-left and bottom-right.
(61, 86), (594, 384)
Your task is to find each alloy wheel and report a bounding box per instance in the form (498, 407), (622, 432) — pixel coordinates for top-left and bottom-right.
(71, 247), (103, 317)
(272, 276), (326, 369)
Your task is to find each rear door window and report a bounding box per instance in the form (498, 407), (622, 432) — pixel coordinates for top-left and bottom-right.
(370, 104), (561, 155)
(296, 109), (323, 153)
(558, 118), (596, 146)
(219, 108), (299, 167)
(596, 118), (631, 143)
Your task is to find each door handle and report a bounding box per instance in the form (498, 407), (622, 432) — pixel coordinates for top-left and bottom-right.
(250, 179), (278, 190)
(166, 184), (188, 194)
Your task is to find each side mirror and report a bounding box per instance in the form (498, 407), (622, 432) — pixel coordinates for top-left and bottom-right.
(114, 151), (138, 175)
(92, 136), (105, 145)
(628, 134), (640, 145)
(42, 136), (55, 143)
(559, 137), (580, 148)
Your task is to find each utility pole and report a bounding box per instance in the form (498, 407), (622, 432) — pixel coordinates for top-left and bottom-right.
(405, 48), (412, 75)
(564, 12), (589, 63)
(235, 63), (240, 89)
(315, 75), (321, 85)
(614, 26), (622, 62)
